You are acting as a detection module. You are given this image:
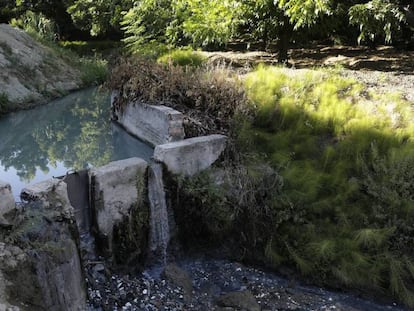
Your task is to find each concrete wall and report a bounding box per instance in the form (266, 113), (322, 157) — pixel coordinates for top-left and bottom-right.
(112, 96), (185, 146)
(89, 157), (148, 255)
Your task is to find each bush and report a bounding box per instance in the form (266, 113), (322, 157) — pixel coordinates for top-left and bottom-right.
(157, 49), (206, 67)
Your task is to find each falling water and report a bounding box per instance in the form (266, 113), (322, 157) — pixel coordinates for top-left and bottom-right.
(147, 162), (170, 268)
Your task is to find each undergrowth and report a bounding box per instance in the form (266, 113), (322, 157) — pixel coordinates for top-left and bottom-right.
(238, 66), (414, 307)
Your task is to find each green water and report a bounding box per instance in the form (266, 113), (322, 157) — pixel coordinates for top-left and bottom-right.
(0, 87), (153, 199)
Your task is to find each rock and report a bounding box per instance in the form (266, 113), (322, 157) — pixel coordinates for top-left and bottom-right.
(20, 178), (73, 217)
(89, 158), (148, 257)
(163, 264), (193, 300)
(0, 181), (14, 218)
(0, 200), (86, 310)
(154, 134), (227, 176)
(216, 290), (261, 311)
(111, 98), (185, 146)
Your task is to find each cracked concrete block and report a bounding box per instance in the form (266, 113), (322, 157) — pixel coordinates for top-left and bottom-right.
(154, 134), (227, 176)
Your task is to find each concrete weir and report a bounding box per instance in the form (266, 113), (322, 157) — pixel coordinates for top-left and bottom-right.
(111, 93), (228, 176)
(0, 94), (228, 309)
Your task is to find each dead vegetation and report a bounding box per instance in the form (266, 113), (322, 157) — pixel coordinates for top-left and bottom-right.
(110, 57), (251, 137)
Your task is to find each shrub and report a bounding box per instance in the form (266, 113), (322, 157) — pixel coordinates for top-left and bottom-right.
(157, 49), (206, 67)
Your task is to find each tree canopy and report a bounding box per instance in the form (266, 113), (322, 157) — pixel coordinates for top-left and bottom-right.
(1, 0), (413, 59)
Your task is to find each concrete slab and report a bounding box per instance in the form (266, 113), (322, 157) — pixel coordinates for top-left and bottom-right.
(112, 97), (185, 146)
(153, 134), (227, 176)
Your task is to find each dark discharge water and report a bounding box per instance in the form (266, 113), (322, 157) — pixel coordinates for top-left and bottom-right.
(0, 87), (153, 200)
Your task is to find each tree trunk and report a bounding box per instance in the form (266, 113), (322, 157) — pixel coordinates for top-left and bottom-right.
(277, 16), (293, 64)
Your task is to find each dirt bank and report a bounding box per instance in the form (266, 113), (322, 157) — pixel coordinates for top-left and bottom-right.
(0, 24), (81, 113)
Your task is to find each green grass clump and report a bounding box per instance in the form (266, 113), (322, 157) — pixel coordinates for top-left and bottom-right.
(157, 49), (206, 67)
(239, 65), (414, 307)
(79, 57), (108, 86)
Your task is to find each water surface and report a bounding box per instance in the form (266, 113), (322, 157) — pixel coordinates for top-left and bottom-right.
(0, 87), (153, 200)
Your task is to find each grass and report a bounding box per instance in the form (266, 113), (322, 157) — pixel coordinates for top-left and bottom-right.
(157, 49), (206, 67)
(79, 57), (108, 86)
(237, 65), (414, 307)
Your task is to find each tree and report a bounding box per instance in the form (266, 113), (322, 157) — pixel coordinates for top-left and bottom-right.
(349, 0), (407, 45)
(122, 0), (242, 54)
(67, 0), (133, 37)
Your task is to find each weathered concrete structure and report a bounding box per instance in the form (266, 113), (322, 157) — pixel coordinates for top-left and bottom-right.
(154, 134), (227, 176)
(112, 98), (185, 146)
(89, 157), (148, 256)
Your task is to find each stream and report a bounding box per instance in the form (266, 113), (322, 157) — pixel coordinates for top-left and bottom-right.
(0, 88), (410, 310)
(0, 87), (153, 200)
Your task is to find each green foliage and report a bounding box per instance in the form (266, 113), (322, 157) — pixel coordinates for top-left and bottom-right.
(349, 0), (406, 44)
(67, 0), (133, 36)
(157, 49), (206, 67)
(239, 65), (414, 307)
(121, 0), (241, 54)
(10, 10), (57, 41)
(179, 0), (242, 47)
(277, 0), (333, 29)
(79, 57), (108, 86)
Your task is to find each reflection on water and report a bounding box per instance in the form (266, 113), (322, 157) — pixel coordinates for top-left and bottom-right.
(0, 87), (153, 199)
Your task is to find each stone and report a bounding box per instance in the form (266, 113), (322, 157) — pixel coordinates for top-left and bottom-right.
(111, 98), (185, 146)
(89, 157), (148, 255)
(0, 181), (14, 218)
(0, 200), (86, 311)
(153, 134), (227, 176)
(216, 290), (261, 311)
(21, 178), (74, 220)
(163, 264), (193, 301)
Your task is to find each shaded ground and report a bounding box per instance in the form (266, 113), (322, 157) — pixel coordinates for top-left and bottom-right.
(86, 258), (408, 311)
(202, 45), (414, 104)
